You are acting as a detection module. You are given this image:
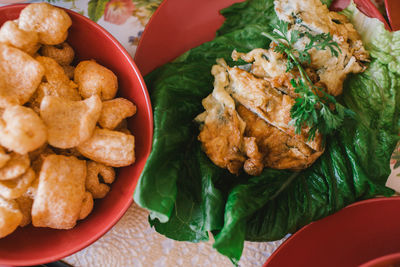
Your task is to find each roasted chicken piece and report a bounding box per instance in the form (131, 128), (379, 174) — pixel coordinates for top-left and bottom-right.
(216, 58), (323, 152)
(196, 62), (323, 176)
(237, 105), (322, 171)
(195, 65), (247, 175)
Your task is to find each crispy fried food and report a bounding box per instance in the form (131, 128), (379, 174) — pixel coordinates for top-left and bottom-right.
(40, 95), (102, 148)
(86, 161), (115, 199)
(237, 105), (323, 171)
(40, 42), (74, 66)
(0, 196), (22, 238)
(216, 58), (323, 152)
(0, 168), (35, 200)
(79, 191), (93, 220)
(52, 148), (83, 159)
(62, 65), (74, 79)
(24, 177), (38, 199)
(99, 98), (136, 130)
(0, 105), (47, 154)
(0, 20), (40, 55)
(30, 145), (54, 175)
(29, 57), (79, 112)
(32, 155), (86, 229)
(29, 81), (81, 113)
(18, 3), (72, 45)
(15, 195), (33, 227)
(77, 128), (135, 167)
(0, 147), (10, 169)
(0, 43), (44, 107)
(0, 153), (30, 181)
(35, 56), (70, 84)
(242, 137), (264, 176)
(74, 60), (118, 100)
(195, 64), (247, 175)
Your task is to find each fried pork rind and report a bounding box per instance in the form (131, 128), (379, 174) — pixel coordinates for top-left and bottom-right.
(15, 195), (33, 227)
(0, 147), (10, 169)
(0, 43), (44, 107)
(0, 153), (30, 181)
(0, 20), (40, 55)
(62, 65), (75, 79)
(40, 42), (74, 66)
(35, 56), (70, 84)
(99, 98), (136, 130)
(18, 3), (72, 45)
(79, 191), (93, 220)
(25, 178), (38, 199)
(0, 105), (47, 154)
(29, 57), (79, 112)
(77, 128), (135, 167)
(30, 145), (54, 175)
(29, 81), (81, 113)
(0, 168), (35, 200)
(0, 197), (22, 238)
(32, 155), (86, 229)
(86, 161), (115, 199)
(40, 95), (102, 148)
(74, 60), (118, 100)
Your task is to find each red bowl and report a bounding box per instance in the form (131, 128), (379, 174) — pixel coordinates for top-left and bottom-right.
(0, 4), (153, 266)
(361, 252), (400, 267)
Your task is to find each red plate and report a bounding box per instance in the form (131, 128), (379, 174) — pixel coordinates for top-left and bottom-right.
(385, 0), (400, 31)
(264, 197), (400, 267)
(134, 0), (395, 266)
(135, 0), (390, 76)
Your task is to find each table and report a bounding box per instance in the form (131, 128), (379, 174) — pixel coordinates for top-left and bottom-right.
(1, 0), (395, 266)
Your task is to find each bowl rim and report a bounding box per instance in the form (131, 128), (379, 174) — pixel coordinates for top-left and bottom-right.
(360, 251), (400, 267)
(0, 4), (153, 266)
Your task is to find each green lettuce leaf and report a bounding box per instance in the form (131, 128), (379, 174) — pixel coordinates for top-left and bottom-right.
(134, 0), (400, 263)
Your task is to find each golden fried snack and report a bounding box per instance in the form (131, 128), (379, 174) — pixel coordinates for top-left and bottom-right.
(0, 153), (30, 181)
(0, 147), (10, 169)
(32, 155), (86, 229)
(0, 168), (35, 200)
(0, 20), (40, 55)
(0, 105), (47, 154)
(30, 145), (54, 175)
(18, 3), (72, 45)
(62, 65), (75, 79)
(24, 178), (38, 199)
(99, 98), (136, 130)
(15, 195), (33, 227)
(52, 147), (83, 159)
(74, 60), (118, 100)
(35, 56), (70, 84)
(77, 128), (135, 167)
(0, 43), (44, 107)
(0, 197), (22, 238)
(40, 95), (102, 148)
(29, 81), (81, 113)
(86, 161), (115, 199)
(40, 42), (74, 66)
(79, 191), (93, 220)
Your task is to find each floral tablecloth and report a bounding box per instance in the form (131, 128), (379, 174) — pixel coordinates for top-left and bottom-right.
(0, 0), (397, 266)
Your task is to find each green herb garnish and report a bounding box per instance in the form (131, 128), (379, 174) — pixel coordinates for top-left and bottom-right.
(262, 20), (352, 140)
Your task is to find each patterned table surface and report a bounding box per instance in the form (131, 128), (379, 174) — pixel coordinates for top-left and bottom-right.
(0, 0), (396, 266)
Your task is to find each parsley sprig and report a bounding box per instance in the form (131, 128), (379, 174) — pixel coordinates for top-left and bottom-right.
(262, 20), (352, 140)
